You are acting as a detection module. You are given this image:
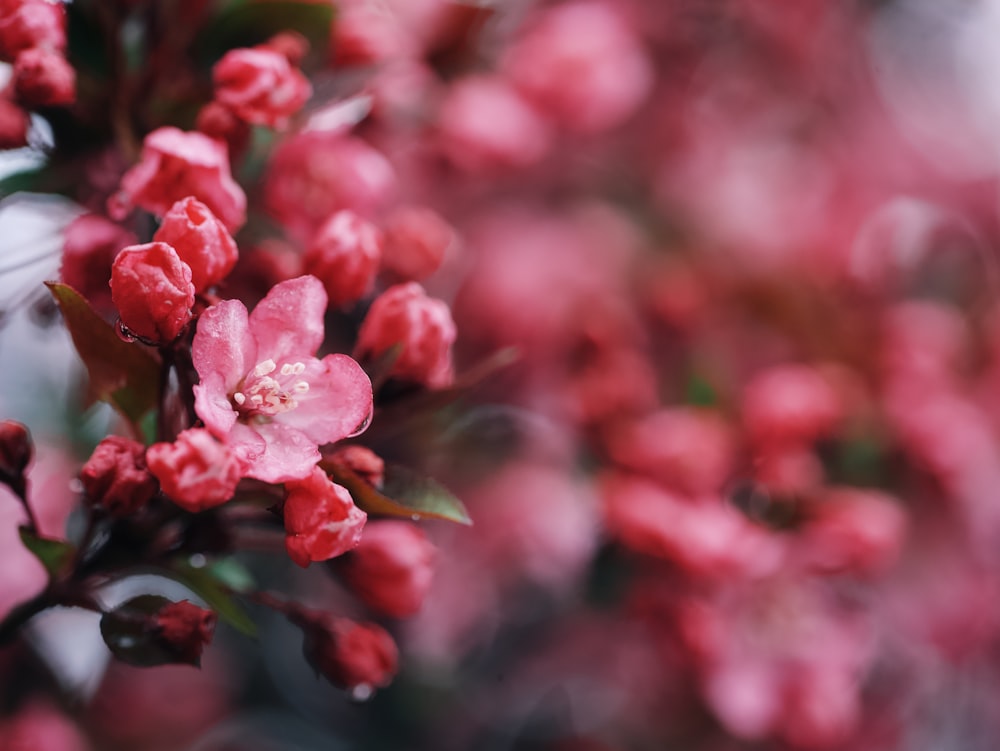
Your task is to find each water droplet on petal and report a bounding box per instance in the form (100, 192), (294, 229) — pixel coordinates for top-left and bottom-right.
(189, 553), (207, 569)
(116, 319), (137, 343)
(410, 514), (420, 522)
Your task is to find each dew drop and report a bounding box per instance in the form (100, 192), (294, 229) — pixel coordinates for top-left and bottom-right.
(68, 478), (83, 494)
(410, 514), (420, 522)
(350, 684), (373, 702)
(116, 319), (137, 343)
(189, 553), (207, 569)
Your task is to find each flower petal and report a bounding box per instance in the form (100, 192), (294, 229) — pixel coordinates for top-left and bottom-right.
(277, 354), (374, 445)
(242, 421), (321, 483)
(193, 375), (238, 438)
(249, 275), (327, 361)
(192, 298), (255, 390)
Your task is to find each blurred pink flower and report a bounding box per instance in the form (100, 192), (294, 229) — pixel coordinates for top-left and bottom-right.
(192, 275), (373, 483)
(213, 46), (311, 129)
(146, 428), (243, 512)
(283, 465), (366, 567)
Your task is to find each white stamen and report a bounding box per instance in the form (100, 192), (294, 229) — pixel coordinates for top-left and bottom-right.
(252, 359), (277, 377)
(292, 381), (310, 394)
(233, 392), (246, 405)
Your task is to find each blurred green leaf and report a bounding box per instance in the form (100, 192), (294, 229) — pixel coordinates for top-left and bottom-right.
(0, 168), (45, 199)
(18, 527), (75, 578)
(326, 462), (472, 526)
(46, 283), (161, 428)
(194, 0), (334, 70)
(171, 562), (258, 637)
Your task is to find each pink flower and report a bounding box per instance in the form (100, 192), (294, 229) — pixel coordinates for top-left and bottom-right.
(0, 94), (29, 149)
(61, 213), (137, 314)
(152, 197), (238, 293)
(301, 614), (398, 691)
(303, 209), (382, 307)
(283, 466), (366, 567)
(146, 428), (243, 512)
(0, 0), (66, 62)
(110, 127), (247, 232)
(212, 46), (311, 130)
(742, 365), (843, 448)
(80, 435), (158, 517)
(380, 206), (453, 282)
(110, 241), (195, 343)
(12, 46), (74, 107)
(192, 275), (373, 483)
(355, 282), (456, 388)
(343, 521), (436, 617)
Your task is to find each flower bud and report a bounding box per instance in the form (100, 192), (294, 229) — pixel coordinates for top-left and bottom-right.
(327, 445), (384, 488)
(153, 197), (238, 293)
(60, 214), (137, 314)
(344, 521), (436, 618)
(80, 436), (158, 516)
(0, 0), (66, 62)
(13, 47), (74, 107)
(261, 31), (309, 66)
(380, 206), (453, 282)
(283, 466), (367, 568)
(153, 600), (216, 666)
(0, 420), (32, 489)
(303, 210), (382, 307)
(110, 126), (247, 233)
(742, 365), (842, 448)
(195, 100), (250, 158)
(212, 46), (311, 130)
(301, 614), (398, 692)
(146, 429), (243, 513)
(110, 241), (195, 343)
(355, 282), (456, 388)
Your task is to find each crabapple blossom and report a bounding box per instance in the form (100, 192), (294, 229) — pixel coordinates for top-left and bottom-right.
(380, 206), (453, 282)
(153, 197), (238, 293)
(301, 614), (398, 691)
(212, 46), (311, 130)
(110, 242), (195, 343)
(153, 600), (217, 666)
(0, 0), (65, 61)
(742, 365), (843, 448)
(343, 521), (436, 618)
(355, 282), (456, 388)
(12, 46), (73, 107)
(80, 436), (157, 517)
(146, 428), (243, 513)
(302, 210), (382, 307)
(283, 465), (366, 567)
(61, 214), (137, 313)
(192, 275), (373, 482)
(110, 127), (247, 232)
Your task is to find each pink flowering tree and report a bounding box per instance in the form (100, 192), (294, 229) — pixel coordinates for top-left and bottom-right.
(3, 0), (1000, 749)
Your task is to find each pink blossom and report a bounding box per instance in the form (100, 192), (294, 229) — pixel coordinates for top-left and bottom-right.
(192, 275), (373, 483)
(742, 365), (843, 448)
(80, 435), (158, 517)
(0, 0), (65, 62)
(501, 0), (653, 133)
(61, 214), (136, 314)
(355, 282), (456, 389)
(283, 466), (366, 567)
(344, 521), (436, 617)
(146, 428), (243, 512)
(12, 46), (74, 107)
(302, 209), (382, 307)
(110, 241), (195, 343)
(212, 46), (311, 130)
(380, 206), (453, 282)
(110, 127), (247, 232)
(152, 197), (238, 293)
(436, 75), (551, 173)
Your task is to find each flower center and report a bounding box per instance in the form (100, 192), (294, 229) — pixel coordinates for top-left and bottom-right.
(232, 359), (310, 417)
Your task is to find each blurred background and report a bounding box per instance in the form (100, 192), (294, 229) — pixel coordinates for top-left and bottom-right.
(5, 0), (1000, 749)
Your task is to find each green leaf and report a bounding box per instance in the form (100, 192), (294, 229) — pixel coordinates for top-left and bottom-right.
(0, 167), (45, 198)
(325, 462), (472, 526)
(171, 562), (258, 637)
(194, 1), (334, 70)
(100, 595), (182, 667)
(18, 527), (75, 578)
(46, 283), (161, 427)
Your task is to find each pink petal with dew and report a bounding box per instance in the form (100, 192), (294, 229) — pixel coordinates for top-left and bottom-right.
(193, 375), (238, 438)
(276, 354), (373, 444)
(241, 421), (321, 483)
(192, 299), (256, 390)
(248, 275), (327, 361)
